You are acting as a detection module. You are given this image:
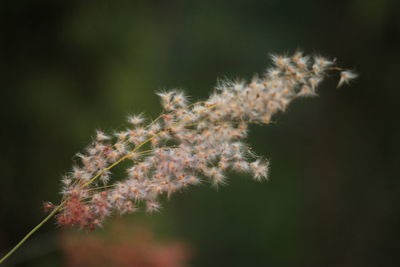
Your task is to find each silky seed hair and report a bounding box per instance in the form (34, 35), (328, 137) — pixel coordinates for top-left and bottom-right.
(52, 51), (356, 230)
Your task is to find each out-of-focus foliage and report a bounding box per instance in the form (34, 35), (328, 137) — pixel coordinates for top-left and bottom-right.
(60, 219), (191, 267)
(1, 0), (399, 266)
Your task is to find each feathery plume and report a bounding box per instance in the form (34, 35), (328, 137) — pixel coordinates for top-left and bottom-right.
(48, 51), (356, 230)
(0, 51), (357, 265)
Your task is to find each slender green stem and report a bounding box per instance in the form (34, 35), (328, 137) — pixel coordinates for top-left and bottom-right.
(0, 102), (216, 264)
(0, 201), (65, 264)
(0, 121), (175, 264)
(83, 132), (162, 187)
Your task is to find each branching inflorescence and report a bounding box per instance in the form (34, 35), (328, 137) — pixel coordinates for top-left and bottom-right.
(0, 51), (357, 264)
(50, 51), (356, 230)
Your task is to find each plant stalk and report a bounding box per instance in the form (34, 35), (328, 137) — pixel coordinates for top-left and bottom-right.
(0, 202), (64, 265)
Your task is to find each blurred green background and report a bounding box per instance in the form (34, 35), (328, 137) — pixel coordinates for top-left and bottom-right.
(1, 0), (400, 266)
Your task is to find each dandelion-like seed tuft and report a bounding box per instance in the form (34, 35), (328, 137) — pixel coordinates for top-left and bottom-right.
(338, 70), (358, 87)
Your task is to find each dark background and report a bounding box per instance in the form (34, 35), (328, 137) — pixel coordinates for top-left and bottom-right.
(1, 0), (400, 266)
